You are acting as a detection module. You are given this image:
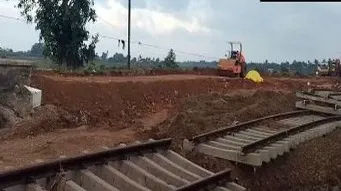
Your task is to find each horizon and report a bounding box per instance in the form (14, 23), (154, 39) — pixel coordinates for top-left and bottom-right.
(1, 0), (341, 63)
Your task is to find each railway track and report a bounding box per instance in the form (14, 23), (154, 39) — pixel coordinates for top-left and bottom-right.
(183, 110), (341, 166)
(0, 139), (245, 191)
(296, 90), (341, 115)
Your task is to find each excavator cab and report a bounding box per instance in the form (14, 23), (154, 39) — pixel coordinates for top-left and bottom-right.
(228, 42), (242, 59)
(218, 41), (246, 77)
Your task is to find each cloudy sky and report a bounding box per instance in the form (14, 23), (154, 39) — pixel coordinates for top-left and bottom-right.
(0, 0), (341, 62)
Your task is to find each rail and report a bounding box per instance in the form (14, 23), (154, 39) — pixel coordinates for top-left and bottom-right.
(0, 138), (172, 189)
(191, 110), (311, 143)
(175, 169), (232, 191)
(241, 116), (341, 153)
(296, 92), (341, 106)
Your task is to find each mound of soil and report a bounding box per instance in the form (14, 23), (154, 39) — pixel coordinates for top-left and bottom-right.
(31, 74), (258, 130)
(30, 73), (322, 132)
(2, 105), (78, 139)
(141, 90), (297, 152)
(0, 105), (20, 129)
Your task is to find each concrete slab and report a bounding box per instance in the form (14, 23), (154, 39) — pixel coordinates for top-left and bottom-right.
(215, 186), (232, 191)
(146, 153), (201, 182)
(232, 133), (260, 141)
(257, 149), (271, 163)
(216, 138), (246, 147)
(62, 181), (86, 191)
(24, 86), (42, 108)
(263, 145), (277, 159)
(296, 92), (341, 106)
(225, 182), (247, 191)
(110, 160), (174, 191)
(223, 135), (252, 144)
(239, 131), (269, 139)
(296, 101), (341, 115)
(196, 143), (263, 166)
(162, 150), (213, 177)
(246, 129), (273, 136)
(93, 164), (150, 191)
(130, 156), (187, 187)
(278, 114), (325, 126)
(55, 179), (86, 191)
(26, 184), (46, 191)
(252, 127), (278, 134)
(73, 169), (119, 191)
(207, 141), (242, 151)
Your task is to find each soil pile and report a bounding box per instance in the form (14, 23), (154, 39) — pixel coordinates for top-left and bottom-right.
(30, 74), (323, 132)
(1, 105), (78, 139)
(141, 90), (297, 151)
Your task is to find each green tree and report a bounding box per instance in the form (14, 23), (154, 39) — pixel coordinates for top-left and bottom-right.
(101, 51), (108, 60)
(30, 42), (45, 57)
(264, 59), (269, 65)
(280, 62), (289, 73)
(17, 0), (97, 68)
(164, 49), (178, 68)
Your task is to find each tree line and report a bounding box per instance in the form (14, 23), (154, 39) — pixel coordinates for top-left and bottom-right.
(0, 43), (44, 58)
(1, 42), (332, 76)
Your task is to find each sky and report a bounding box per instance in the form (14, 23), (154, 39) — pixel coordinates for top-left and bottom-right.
(0, 0), (341, 62)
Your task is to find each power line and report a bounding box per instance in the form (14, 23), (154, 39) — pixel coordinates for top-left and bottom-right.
(100, 34), (219, 60)
(0, 14), (24, 22)
(0, 13), (220, 60)
(97, 16), (219, 60)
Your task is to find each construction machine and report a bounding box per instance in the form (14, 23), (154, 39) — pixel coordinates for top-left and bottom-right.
(218, 41), (246, 77)
(316, 59), (341, 77)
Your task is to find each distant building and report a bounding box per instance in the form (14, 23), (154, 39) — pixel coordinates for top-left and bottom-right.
(267, 68), (274, 74)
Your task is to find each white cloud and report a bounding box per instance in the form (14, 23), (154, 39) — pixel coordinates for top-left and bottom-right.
(95, 0), (210, 35)
(0, 1), (39, 51)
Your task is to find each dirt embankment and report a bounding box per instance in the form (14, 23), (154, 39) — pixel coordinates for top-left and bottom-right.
(0, 73), (339, 189)
(141, 90), (297, 151)
(30, 74), (327, 132)
(31, 75), (258, 131)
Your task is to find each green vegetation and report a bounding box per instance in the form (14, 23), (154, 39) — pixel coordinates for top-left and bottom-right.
(164, 49), (178, 68)
(0, 43), (44, 59)
(17, 0), (98, 68)
(0, 42), (330, 77)
(248, 60), (318, 76)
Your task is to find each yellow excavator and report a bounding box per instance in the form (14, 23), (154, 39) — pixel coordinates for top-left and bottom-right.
(218, 41), (246, 77)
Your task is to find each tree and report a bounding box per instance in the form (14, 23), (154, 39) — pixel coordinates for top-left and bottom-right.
(30, 42), (44, 57)
(280, 62), (289, 73)
(17, 0), (97, 68)
(164, 49), (178, 68)
(101, 51), (108, 60)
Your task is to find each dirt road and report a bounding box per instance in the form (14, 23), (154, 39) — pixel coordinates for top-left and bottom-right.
(41, 74), (226, 83)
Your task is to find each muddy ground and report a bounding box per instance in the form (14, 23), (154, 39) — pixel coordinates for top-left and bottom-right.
(0, 73), (340, 190)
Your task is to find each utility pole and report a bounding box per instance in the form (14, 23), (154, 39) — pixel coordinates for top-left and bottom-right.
(127, 0), (131, 69)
